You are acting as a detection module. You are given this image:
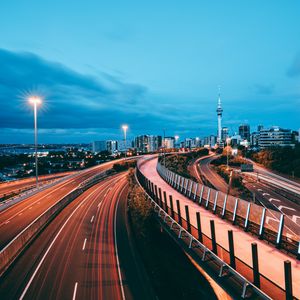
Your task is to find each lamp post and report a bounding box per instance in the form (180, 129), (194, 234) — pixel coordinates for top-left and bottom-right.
(226, 137), (231, 171)
(122, 125), (128, 158)
(29, 96), (42, 188)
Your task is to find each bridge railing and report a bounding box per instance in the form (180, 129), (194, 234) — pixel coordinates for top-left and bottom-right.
(135, 165), (296, 300)
(156, 161), (300, 258)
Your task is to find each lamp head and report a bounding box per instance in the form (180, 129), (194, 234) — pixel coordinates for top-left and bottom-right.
(28, 96), (42, 105)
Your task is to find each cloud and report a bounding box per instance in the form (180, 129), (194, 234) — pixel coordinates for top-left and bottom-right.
(287, 52), (300, 77)
(0, 48), (152, 130)
(253, 84), (274, 95)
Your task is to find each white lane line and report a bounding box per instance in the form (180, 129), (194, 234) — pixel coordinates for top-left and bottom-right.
(262, 193), (270, 196)
(278, 205), (296, 212)
(82, 238), (87, 251)
(5, 220), (10, 224)
(114, 184), (126, 300)
(90, 215), (94, 223)
(19, 188), (93, 300)
(72, 282), (78, 300)
(257, 189), (263, 192)
(98, 201), (103, 209)
(269, 198), (280, 202)
(19, 213), (23, 216)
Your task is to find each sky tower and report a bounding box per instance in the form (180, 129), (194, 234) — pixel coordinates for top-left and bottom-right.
(216, 87), (223, 144)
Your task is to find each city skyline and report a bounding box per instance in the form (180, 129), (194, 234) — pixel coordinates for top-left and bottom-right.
(0, 1), (300, 143)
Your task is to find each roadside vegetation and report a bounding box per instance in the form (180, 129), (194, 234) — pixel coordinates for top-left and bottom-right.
(159, 148), (209, 179)
(248, 144), (300, 178)
(112, 160), (136, 172)
(127, 170), (217, 300)
(211, 153), (252, 200)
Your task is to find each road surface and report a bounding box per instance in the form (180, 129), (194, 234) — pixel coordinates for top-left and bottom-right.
(0, 172), (153, 300)
(0, 160), (122, 250)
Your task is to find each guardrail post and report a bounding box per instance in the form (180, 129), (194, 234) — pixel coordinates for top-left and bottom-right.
(210, 220), (217, 254)
(297, 242), (300, 260)
(185, 205), (191, 233)
(196, 212), (203, 243)
(176, 175), (180, 189)
(276, 214), (284, 249)
(158, 188), (163, 207)
(184, 179), (189, 195)
(259, 208), (266, 239)
(284, 260), (293, 300)
(194, 183), (199, 201)
(189, 181), (193, 198)
(221, 194), (228, 219)
(205, 188), (211, 209)
(163, 191), (168, 213)
(169, 195), (174, 218)
(228, 230), (236, 269)
(251, 243), (260, 288)
(154, 185), (159, 204)
(244, 203), (251, 231)
(232, 198), (239, 224)
(213, 191), (218, 214)
(199, 185), (204, 205)
(181, 177), (185, 192)
(176, 200), (182, 225)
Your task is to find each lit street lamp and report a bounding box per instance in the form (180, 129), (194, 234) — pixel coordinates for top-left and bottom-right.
(122, 125), (128, 158)
(28, 96), (42, 188)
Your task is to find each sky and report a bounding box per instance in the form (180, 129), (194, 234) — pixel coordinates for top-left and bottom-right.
(0, 0), (299, 143)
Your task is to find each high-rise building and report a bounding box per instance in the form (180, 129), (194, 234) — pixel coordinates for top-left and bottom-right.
(221, 127), (229, 142)
(92, 141), (106, 153)
(134, 135), (162, 152)
(259, 127), (294, 148)
(164, 137), (175, 149)
(216, 88), (223, 144)
(257, 124), (264, 132)
(106, 140), (118, 153)
(239, 124), (250, 141)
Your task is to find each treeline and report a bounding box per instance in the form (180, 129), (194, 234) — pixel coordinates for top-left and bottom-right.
(161, 148), (209, 179)
(250, 144), (300, 178)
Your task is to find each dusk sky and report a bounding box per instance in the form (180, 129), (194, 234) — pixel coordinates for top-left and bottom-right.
(0, 0), (300, 143)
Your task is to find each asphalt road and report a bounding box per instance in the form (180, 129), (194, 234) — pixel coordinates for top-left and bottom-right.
(194, 155), (300, 228)
(0, 160), (122, 250)
(0, 172), (153, 300)
(0, 171), (73, 198)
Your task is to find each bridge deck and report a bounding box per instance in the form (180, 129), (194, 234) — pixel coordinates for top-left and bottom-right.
(139, 156), (300, 299)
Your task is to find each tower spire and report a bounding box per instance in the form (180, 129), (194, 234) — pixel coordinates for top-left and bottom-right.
(216, 86), (223, 144)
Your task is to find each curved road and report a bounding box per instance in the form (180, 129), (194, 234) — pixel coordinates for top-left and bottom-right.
(0, 172), (153, 300)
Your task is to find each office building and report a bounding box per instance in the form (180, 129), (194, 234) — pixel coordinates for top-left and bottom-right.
(259, 126), (294, 148)
(239, 124), (250, 141)
(216, 89), (223, 144)
(164, 137), (175, 149)
(92, 141), (106, 153)
(221, 127), (229, 142)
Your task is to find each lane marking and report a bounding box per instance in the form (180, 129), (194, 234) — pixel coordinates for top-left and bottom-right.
(90, 215), (94, 223)
(72, 282), (78, 300)
(262, 193), (270, 196)
(5, 220), (10, 224)
(257, 189), (263, 192)
(114, 183), (127, 300)
(278, 205), (296, 212)
(82, 238), (87, 251)
(269, 198), (280, 203)
(19, 213), (23, 216)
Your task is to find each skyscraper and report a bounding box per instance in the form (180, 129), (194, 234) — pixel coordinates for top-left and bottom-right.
(239, 124), (250, 141)
(216, 88), (223, 144)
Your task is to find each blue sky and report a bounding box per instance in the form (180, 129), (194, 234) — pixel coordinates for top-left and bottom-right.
(0, 0), (299, 143)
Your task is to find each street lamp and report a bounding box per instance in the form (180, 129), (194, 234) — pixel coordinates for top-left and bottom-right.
(28, 96), (42, 188)
(226, 137), (231, 170)
(122, 125), (128, 158)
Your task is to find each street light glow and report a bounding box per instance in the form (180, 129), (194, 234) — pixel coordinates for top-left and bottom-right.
(28, 96), (42, 105)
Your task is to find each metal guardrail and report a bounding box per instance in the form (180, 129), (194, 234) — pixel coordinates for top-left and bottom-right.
(135, 166), (274, 300)
(156, 161), (300, 258)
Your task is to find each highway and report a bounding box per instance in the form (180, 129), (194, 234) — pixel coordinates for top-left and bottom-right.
(194, 155), (300, 227)
(0, 171), (73, 198)
(0, 171), (153, 300)
(0, 160), (123, 250)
